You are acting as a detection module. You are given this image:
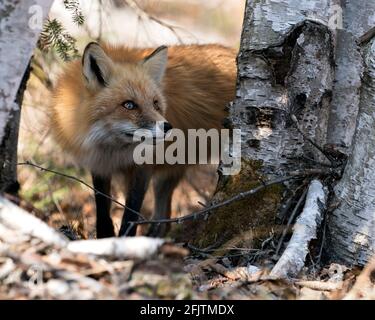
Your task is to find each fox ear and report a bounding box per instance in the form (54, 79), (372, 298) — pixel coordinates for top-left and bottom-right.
(142, 46), (168, 84)
(82, 42), (113, 89)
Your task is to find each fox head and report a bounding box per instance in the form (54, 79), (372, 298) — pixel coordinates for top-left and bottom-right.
(81, 42), (171, 149)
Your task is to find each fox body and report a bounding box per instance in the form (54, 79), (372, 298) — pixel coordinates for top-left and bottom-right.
(51, 42), (237, 238)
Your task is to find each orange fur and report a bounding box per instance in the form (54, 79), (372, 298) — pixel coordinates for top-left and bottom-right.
(51, 42), (237, 236)
(51, 44), (236, 165)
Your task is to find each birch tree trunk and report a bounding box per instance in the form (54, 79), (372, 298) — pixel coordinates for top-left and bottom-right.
(196, 0), (375, 266)
(0, 0), (52, 193)
(196, 0), (335, 249)
(329, 35), (375, 266)
(324, 0), (375, 266)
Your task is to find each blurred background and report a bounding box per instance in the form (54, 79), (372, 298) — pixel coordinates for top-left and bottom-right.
(18, 0), (245, 239)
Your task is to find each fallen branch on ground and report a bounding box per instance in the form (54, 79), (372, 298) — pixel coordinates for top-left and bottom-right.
(0, 195), (164, 260)
(295, 280), (343, 291)
(270, 180), (327, 279)
(0, 196), (68, 247)
(67, 237), (164, 259)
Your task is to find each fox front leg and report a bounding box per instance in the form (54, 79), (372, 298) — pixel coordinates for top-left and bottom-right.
(147, 170), (183, 237)
(92, 173), (115, 238)
(118, 167), (151, 236)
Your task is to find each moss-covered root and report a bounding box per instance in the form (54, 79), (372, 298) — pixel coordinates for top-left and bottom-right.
(192, 159), (284, 250)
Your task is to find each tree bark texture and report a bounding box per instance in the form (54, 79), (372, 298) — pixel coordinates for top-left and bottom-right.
(326, 0), (375, 154)
(0, 0), (52, 193)
(195, 0), (335, 249)
(196, 0), (375, 266)
(329, 38), (375, 266)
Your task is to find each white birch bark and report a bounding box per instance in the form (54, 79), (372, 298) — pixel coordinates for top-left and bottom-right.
(329, 38), (375, 266)
(233, 0), (334, 176)
(0, 195), (165, 259)
(270, 180), (326, 278)
(0, 196), (68, 247)
(67, 237), (165, 259)
(225, 0), (375, 265)
(0, 0), (52, 191)
(197, 0), (336, 248)
(326, 0), (375, 154)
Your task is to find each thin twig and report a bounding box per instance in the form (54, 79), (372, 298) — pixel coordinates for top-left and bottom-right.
(187, 243), (217, 254)
(126, 0), (192, 44)
(317, 214), (327, 265)
(290, 114), (335, 164)
(260, 232), (275, 251)
(133, 171), (326, 226)
(308, 251), (317, 277)
(278, 181), (307, 223)
(197, 201), (207, 208)
(124, 221), (136, 237)
(275, 187), (308, 256)
(17, 161), (147, 221)
(19, 161), (330, 228)
(299, 155), (333, 168)
(286, 155), (332, 168)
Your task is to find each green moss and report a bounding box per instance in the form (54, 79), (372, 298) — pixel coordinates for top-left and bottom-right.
(193, 159), (284, 250)
(19, 161), (88, 212)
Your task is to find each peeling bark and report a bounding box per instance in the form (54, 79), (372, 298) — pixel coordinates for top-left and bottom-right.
(0, 0), (52, 192)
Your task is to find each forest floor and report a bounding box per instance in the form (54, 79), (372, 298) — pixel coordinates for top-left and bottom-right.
(2, 0), (373, 300)
(3, 75), (373, 302)
(0, 189), (371, 300)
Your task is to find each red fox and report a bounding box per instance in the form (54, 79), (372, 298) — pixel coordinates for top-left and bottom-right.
(51, 42), (237, 238)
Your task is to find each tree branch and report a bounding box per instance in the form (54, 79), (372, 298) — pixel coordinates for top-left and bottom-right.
(270, 179), (327, 279)
(19, 161), (331, 231)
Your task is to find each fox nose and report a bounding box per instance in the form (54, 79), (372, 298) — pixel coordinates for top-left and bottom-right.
(163, 122), (173, 133)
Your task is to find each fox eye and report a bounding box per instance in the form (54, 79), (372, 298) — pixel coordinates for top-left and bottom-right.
(122, 100), (137, 110)
(153, 99), (160, 110)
